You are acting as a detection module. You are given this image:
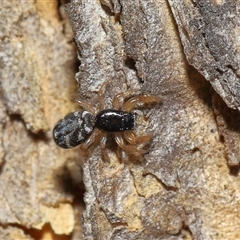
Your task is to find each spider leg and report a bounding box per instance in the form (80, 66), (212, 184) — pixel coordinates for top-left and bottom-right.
(116, 145), (123, 161)
(79, 129), (97, 158)
(112, 89), (140, 110)
(71, 97), (96, 115)
(98, 79), (111, 110)
(99, 132), (110, 162)
(81, 129), (97, 150)
(123, 130), (152, 145)
(115, 133), (146, 156)
(81, 129), (109, 161)
(123, 95), (161, 112)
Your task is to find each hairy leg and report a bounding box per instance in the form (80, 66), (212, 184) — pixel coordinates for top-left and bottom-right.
(112, 89), (140, 109)
(123, 130), (152, 145)
(99, 132), (110, 162)
(79, 129), (97, 159)
(115, 133), (146, 156)
(98, 79), (111, 110)
(71, 97), (96, 115)
(123, 95), (161, 112)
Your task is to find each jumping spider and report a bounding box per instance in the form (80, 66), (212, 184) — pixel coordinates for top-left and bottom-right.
(53, 80), (160, 159)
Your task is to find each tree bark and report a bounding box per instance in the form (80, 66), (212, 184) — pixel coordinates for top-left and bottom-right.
(0, 1), (82, 239)
(1, 0), (240, 240)
(66, 0), (240, 239)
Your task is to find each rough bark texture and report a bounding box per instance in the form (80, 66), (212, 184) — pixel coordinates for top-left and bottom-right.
(65, 0), (240, 239)
(2, 0), (240, 240)
(169, 0), (240, 167)
(0, 1), (82, 239)
(169, 0), (240, 110)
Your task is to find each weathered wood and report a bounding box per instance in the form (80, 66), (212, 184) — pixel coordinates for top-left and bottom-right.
(169, 0), (240, 110)
(66, 0), (240, 239)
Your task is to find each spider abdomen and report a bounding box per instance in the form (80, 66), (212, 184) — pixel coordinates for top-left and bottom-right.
(53, 111), (95, 148)
(95, 109), (135, 132)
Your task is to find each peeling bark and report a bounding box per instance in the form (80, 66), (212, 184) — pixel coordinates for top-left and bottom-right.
(169, 0), (240, 110)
